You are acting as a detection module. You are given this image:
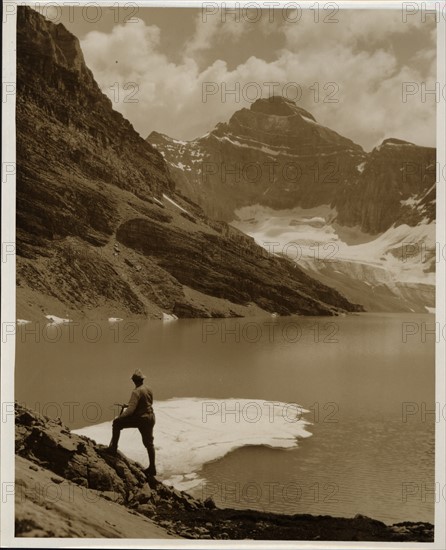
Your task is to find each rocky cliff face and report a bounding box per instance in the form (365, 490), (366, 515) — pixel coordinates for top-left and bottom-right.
(148, 98), (435, 235)
(336, 138), (435, 234)
(16, 7), (361, 320)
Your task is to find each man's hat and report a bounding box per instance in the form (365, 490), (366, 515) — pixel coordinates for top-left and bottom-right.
(131, 369), (145, 381)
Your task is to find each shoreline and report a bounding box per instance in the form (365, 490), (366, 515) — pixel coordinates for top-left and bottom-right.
(14, 403), (434, 541)
(16, 286), (357, 325)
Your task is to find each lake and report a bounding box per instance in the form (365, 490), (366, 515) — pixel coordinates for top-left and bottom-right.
(15, 312), (435, 524)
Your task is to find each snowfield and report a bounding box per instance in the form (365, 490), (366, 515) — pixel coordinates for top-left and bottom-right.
(232, 204), (435, 312)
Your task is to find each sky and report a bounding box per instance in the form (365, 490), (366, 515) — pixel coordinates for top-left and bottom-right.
(37, 5), (436, 151)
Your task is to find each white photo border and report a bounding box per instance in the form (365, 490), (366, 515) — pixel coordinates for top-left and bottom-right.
(1, 1), (445, 547)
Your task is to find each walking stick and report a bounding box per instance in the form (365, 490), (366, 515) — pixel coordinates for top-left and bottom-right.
(114, 403), (128, 416)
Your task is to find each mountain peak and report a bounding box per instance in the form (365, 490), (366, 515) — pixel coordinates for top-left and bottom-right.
(21, 7), (89, 77)
(250, 96), (316, 121)
(381, 138), (416, 147)
(373, 137), (423, 154)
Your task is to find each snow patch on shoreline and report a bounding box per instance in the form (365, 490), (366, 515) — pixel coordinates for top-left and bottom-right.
(74, 398), (312, 491)
(45, 315), (72, 325)
(162, 312), (178, 322)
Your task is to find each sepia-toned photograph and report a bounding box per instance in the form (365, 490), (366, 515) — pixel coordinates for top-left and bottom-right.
(1, 0), (445, 547)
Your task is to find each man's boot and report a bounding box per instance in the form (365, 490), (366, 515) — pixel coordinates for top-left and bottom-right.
(145, 445), (156, 477)
(106, 430), (120, 454)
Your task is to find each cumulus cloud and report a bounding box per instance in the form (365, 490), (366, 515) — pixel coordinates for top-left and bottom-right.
(184, 11), (251, 59)
(282, 8), (425, 48)
(80, 9), (436, 151)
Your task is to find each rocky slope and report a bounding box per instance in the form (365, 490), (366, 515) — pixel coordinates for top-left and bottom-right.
(15, 403), (434, 541)
(148, 98), (436, 312)
(16, 7), (362, 321)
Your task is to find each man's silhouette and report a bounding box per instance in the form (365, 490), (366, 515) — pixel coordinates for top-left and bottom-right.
(108, 369), (156, 477)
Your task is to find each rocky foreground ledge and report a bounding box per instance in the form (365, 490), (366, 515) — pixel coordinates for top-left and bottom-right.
(15, 404), (433, 541)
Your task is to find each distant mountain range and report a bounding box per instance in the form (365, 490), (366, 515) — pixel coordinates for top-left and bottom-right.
(16, 7), (361, 321)
(148, 97), (436, 312)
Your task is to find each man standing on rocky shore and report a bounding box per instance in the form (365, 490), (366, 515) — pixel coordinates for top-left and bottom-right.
(107, 369), (157, 477)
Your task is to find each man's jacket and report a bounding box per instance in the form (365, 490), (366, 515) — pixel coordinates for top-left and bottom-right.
(121, 385), (154, 418)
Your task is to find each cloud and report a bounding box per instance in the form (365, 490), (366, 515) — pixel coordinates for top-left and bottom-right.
(79, 10), (436, 151)
(282, 8), (427, 49)
(183, 12), (254, 62)
(183, 13), (221, 58)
